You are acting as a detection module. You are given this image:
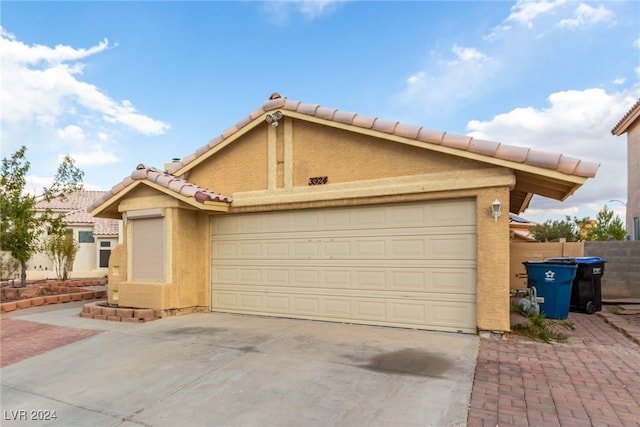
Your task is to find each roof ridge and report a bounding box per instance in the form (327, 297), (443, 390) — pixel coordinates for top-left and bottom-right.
(166, 92), (598, 179)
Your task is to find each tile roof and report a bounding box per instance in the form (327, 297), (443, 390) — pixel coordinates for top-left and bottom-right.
(167, 92), (599, 179)
(35, 190), (120, 237)
(93, 218), (120, 236)
(87, 164), (233, 212)
(35, 190), (107, 212)
(611, 98), (640, 136)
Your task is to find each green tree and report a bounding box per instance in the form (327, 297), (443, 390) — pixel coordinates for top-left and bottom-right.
(42, 230), (80, 281)
(0, 146), (84, 287)
(530, 216), (581, 242)
(585, 205), (626, 241)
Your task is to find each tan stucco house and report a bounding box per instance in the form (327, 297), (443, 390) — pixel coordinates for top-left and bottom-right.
(611, 99), (640, 240)
(89, 93), (598, 333)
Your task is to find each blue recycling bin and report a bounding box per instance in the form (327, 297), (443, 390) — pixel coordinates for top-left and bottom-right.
(523, 261), (578, 319)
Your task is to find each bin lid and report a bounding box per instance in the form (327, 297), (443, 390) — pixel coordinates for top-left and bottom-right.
(544, 256), (605, 265)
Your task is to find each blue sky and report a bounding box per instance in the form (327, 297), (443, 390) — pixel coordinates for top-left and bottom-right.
(1, 0), (638, 224)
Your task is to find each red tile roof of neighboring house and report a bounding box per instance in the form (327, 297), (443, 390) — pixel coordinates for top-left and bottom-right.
(87, 164), (233, 213)
(168, 93), (599, 179)
(35, 190), (107, 212)
(611, 98), (640, 136)
(93, 218), (120, 236)
(36, 190), (120, 237)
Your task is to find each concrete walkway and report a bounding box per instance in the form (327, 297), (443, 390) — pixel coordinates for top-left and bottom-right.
(1, 302), (476, 427)
(3, 302), (639, 427)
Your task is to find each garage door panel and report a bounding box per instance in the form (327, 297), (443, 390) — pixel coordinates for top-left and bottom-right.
(213, 203), (475, 237)
(215, 265), (475, 294)
(212, 288), (476, 332)
(212, 200), (477, 332)
(213, 234), (476, 261)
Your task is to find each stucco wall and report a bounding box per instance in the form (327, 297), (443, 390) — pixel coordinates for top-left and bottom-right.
(291, 121), (489, 186)
(107, 115), (520, 331)
(187, 127), (268, 196)
(475, 188), (511, 332)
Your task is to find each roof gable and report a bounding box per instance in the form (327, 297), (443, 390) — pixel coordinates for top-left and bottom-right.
(91, 93), (599, 216)
(169, 93), (599, 183)
(611, 98), (640, 136)
(89, 164), (232, 218)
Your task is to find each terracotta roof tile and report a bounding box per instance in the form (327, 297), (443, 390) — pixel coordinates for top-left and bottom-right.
(442, 134), (472, 150)
(87, 164), (232, 213)
(235, 115), (252, 129)
(611, 98), (640, 135)
(394, 123), (421, 139)
(297, 102), (320, 115)
(495, 145), (529, 163)
(352, 114), (376, 129)
(283, 99), (302, 110)
(556, 156), (581, 175)
(525, 149), (561, 169)
(468, 139), (500, 157)
(372, 119), (398, 134)
(195, 144), (209, 157)
(35, 190), (106, 212)
(315, 107), (337, 120)
(93, 218), (120, 236)
(417, 128), (445, 144)
(333, 110), (357, 125)
(573, 161), (599, 178)
(64, 209), (96, 224)
(221, 125), (239, 139)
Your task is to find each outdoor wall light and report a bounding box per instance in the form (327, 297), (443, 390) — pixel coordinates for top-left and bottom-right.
(265, 111), (283, 127)
(491, 199), (502, 222)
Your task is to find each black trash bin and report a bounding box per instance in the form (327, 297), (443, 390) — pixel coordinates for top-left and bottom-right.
(545, 257), (606, 314)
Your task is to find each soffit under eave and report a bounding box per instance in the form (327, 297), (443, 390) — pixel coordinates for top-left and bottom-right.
(89, 181), (229, 219)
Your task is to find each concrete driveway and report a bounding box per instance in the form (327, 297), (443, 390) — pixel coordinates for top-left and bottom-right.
(1, 303), (477, 427)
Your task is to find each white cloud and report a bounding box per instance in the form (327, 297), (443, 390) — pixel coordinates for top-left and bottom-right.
(613, 77), (625, 85)
(57, 125), (85, 141)
(506, 0), (567, 29)
(451, 45), (488, 63)
(0, 27), (170, 191)
(0, 27), (169, 135)
(466, 86), (638, 217)
(64, 145), (120, 167)
(557, 3), (614, 29)
(635, 37), (640, 49)
(262, 0), (343, 23)
(399, 45), (499, 115)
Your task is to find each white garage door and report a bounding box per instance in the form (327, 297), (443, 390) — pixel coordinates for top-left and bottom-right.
(211, 199), (477, 333)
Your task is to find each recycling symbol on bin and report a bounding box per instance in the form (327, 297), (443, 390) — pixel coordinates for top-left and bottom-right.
(544, 270), (555, 281)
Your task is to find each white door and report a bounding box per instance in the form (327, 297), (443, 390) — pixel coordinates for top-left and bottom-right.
(211, 199), (477, 332)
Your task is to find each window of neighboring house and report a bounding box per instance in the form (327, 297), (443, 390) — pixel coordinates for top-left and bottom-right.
(99, 241), (111, 268)
(131, 217), (165, 282)
(634, 217), (639, 241)
(78, 231), (95, 243)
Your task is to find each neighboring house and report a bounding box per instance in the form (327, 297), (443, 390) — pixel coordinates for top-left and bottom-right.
(89, 93), (598, 334)
(611, 99), (640, 240)
(509, 213), (536, 241)
(30, 191), (121, 279)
